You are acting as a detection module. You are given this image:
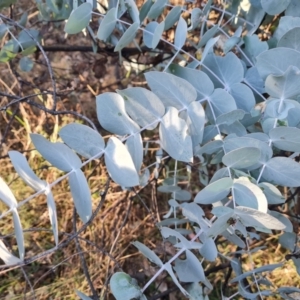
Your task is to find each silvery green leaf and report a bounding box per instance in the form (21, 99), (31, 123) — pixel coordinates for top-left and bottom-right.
(203, 52), (244, 89)
(211, 206), (233, 217)
(19, 57), (33, 72)
(261, 0), (290, 15)
(243, 35), (268, 65)
(292, 257), (300, 275)
(268, 210), (293, 232)
(197, 140), (223, 156)
(118, 87), (164, 130)
(157, 218), (188, 227)
(31, 134), (81, 172)
(264, 98), (296, 119)
(211, 149), (225, 164)
(256, 48), (300, 80)
(279, 287), (300, 299)
(195, 178), (233, 204)
(124, 0), (139, 23)
(110, 272), (143, 300)
(75, 290), (93, 300)
(161, 227), (202, 249)
(0, 177), (17, 208)
(219, 121), (247, 137)
(208, 88), (237, 118)
(278, 27), (300, 51)
(232, 177), (268, 212)
(266, 66), (300, 100)
(262, 157), (300, 187)
(9, 151), (47, 191)
(132, 241), (163, 266)
(158, 185), (181, 193)
(125, 133), (143, 172)
(168, 64), (214, 98)
(164, 264), (189, 296)
(199, 237), (217, 261)
(174, 189), (191, 201)
(222, 147), (261, 169)
(207, 211), (234, 237)
(180, 101), (205, 146)
(18, 29), (40, 49)
(143, 21), (164, 49)
(201, 36), (219, 63)
(114, 22), (139, 52)
(274, 16), (300, 41)
(216, 109), (245, 125)
(64, 3), (92, 34)
(69, 169), (92, 223)
(202, 125), (218, 144)
(175, 17), (187, 49)
(12, 208), (24, 260)
(244, 67), (264, 94)
(45, 188), (58, 246)
(230, 83), (256, 112)
(164, 6), (181, 30)
(223, 137), (272, 168)
(222, 230), (245, 248)
(210, 167), (230, 183)
(97, 7), (117, 41)
(234, 206), (286, 230)
(159, 107), (193, 162)
(230, 263), (282, 283)
(285, 0), (300, 16)
(197, 26), (219, 49)
(279, 232), (297, 251)
(59, 123), (105, 159)
(174, 250), (206, 283)
(258, 182), (285, 205)
(181, 202), (206, 228)
(188, 8), (202, 31)
(269, 127), (300, 152)
(246, 132), (269, 142)
(147, 0), (167, 19)
(223, 36), (240, 54)
(96, 92), (139, 135)
(145, 71), (197, 109)
(139, 0), (153, 23)
(0, 240), (21, 266)
(186, 283), (206, 300)
(105, 137), (139, 187)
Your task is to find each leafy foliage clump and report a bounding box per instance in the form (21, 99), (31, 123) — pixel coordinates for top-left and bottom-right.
(1, 0), (300, 299)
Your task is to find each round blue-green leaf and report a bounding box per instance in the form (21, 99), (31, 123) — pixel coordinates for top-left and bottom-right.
(147, 0), (168, 20)
(269, 127), (300, 152)
(59, 123), (105, 159)
(222, 147), (261, 169)
(30, 134), (82, 172)
(143, 21), (164, 49)
(110, 272), (142, 300)
(164, 5), (181, 30)
(195, 177), (233, 204)
(175, 17), (187, 49)
(256, 48), (300, 80)
(262, 157), (300, 187)
(96, 92), (139, 135)
(19, 57), (33, 72)
(278, 27), (300, 51)
(104, 137), (139, 187)
(114, 22), (139, 52)
(69, 169), (92, 223)
(97, 7), (117, 41)
(265, 66), (300, 99)
(117, 87), (165, 130)
(64, 3), (92, 34)
(261, 0), (290, 15)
